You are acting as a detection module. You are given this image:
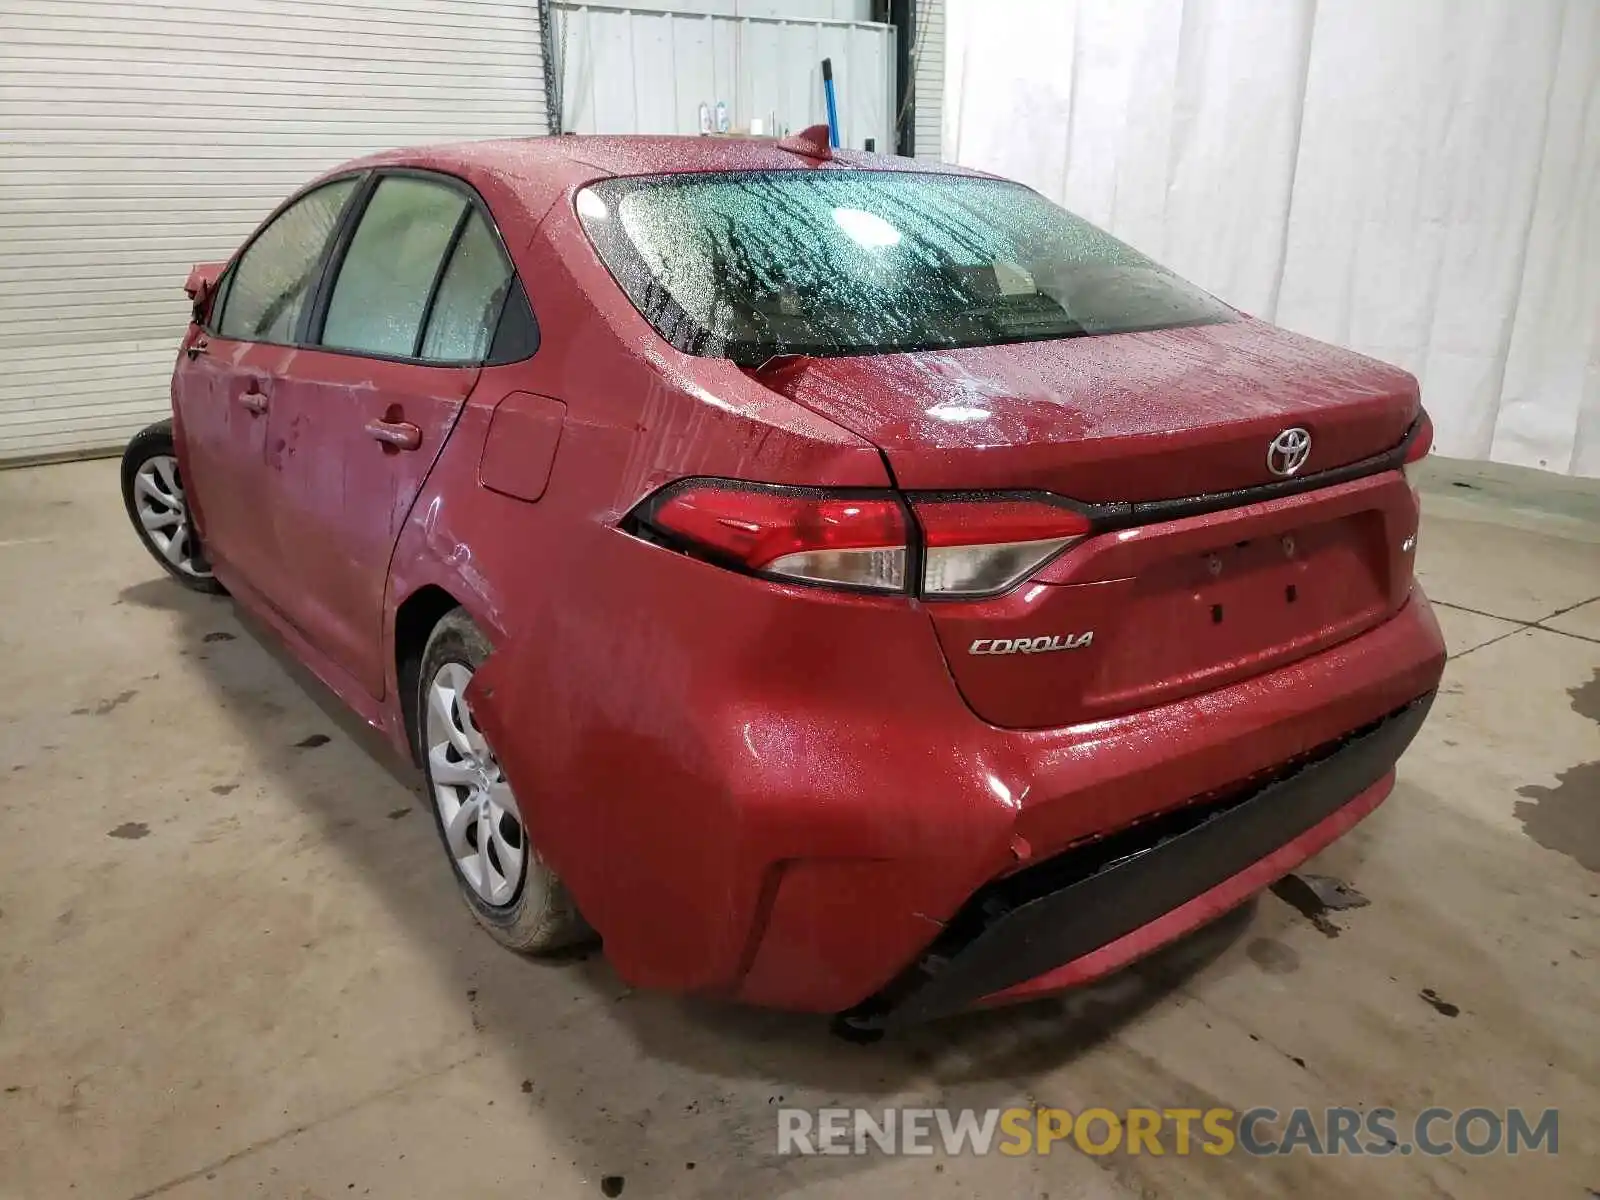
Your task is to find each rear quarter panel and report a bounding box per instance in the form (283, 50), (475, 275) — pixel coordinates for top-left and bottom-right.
(380, 192), (903, 990)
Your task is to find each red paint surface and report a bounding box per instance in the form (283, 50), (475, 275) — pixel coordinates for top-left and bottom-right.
(261, 349), (475, 697)
(168, 136), (1447, 1015)
(479, 392), (567, 503)
(931, 471), (1416, 728)
(765, 321), (1419, 499)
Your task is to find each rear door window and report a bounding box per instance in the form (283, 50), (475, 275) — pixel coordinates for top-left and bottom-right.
(419, 211), (513, 363)
(218, 177), (359, 344)
(206, 266), (233, 332)
(320, 177), (469, 358)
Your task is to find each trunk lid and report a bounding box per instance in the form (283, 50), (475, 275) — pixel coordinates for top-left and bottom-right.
(760, 317), (1419, 501)
(758, 317), (1423, 729)
(922, 471), (1419, 728)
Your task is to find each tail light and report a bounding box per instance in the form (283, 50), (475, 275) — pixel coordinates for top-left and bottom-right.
(911, 497), (1091, 597)
(635, 482), (909, 592)
(630, 481), (1091, 598)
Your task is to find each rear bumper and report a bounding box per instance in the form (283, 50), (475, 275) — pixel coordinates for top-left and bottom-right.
(848, 692), (1432, 1028)
(728, 590), (1445, 1012)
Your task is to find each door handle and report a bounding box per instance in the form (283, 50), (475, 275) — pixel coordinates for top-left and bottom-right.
(186, 336), (209, 360)
(364, 418), (422, 451)
(238, 378), (269, 414)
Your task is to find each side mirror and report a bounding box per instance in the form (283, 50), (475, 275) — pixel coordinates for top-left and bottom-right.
(184, 261), (226, 324)
(189, 278), (213, 324)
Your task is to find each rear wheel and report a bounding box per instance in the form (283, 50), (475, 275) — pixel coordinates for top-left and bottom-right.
(418, 608), (589, 953)
(119, 421), (224, 593)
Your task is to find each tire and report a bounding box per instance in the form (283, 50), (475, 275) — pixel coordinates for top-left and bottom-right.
(417, 608), (590, 953)
(120, 420), (225, 593)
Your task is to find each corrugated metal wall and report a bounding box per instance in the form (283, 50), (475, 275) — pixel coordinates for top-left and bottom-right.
(552, 1), (895, 151)
(0, 0), (550, 462)
(0, 0), (933, 462)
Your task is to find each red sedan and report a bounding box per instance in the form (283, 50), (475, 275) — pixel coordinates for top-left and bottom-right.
(121, 129), (1445, 1033)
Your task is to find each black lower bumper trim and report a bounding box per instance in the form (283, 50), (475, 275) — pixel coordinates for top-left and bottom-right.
(858, 692), (1435, 1028)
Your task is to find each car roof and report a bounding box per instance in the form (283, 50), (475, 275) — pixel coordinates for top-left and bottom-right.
(331, 133), (992, 210)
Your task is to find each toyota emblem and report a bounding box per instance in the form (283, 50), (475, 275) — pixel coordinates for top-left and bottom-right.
(1267, 427), (1312, 477)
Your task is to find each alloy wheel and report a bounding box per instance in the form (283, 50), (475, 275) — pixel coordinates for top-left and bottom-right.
(133, 455), (211, 578)
(425, 661), (526, 907)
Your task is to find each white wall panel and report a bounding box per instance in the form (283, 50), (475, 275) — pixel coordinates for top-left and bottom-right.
(1493, 0), (1600, 475)
(945, 0), (1600, 477)
(911, 0), (944, 161)
(566, 0), (872, 18)
(553, 2), (894, 151)
(0, 0), (550, 462)
(629, 14), (681, 134)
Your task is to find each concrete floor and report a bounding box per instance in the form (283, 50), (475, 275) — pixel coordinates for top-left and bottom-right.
(0, 456), (1595, 1200)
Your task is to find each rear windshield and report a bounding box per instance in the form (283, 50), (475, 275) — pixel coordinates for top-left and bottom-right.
(576, 170), (1232, 365)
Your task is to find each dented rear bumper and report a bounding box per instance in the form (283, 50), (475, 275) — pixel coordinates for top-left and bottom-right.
(728, 591), (1445, 1013)
(841, 691), (1432, 1029)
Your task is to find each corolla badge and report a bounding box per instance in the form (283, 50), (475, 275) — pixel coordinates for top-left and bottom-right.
(1267, 427), (1312, 477)
(970, 633), (1094, 655)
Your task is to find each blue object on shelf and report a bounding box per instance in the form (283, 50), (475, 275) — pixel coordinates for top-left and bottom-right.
(821, 58), (840, 149)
